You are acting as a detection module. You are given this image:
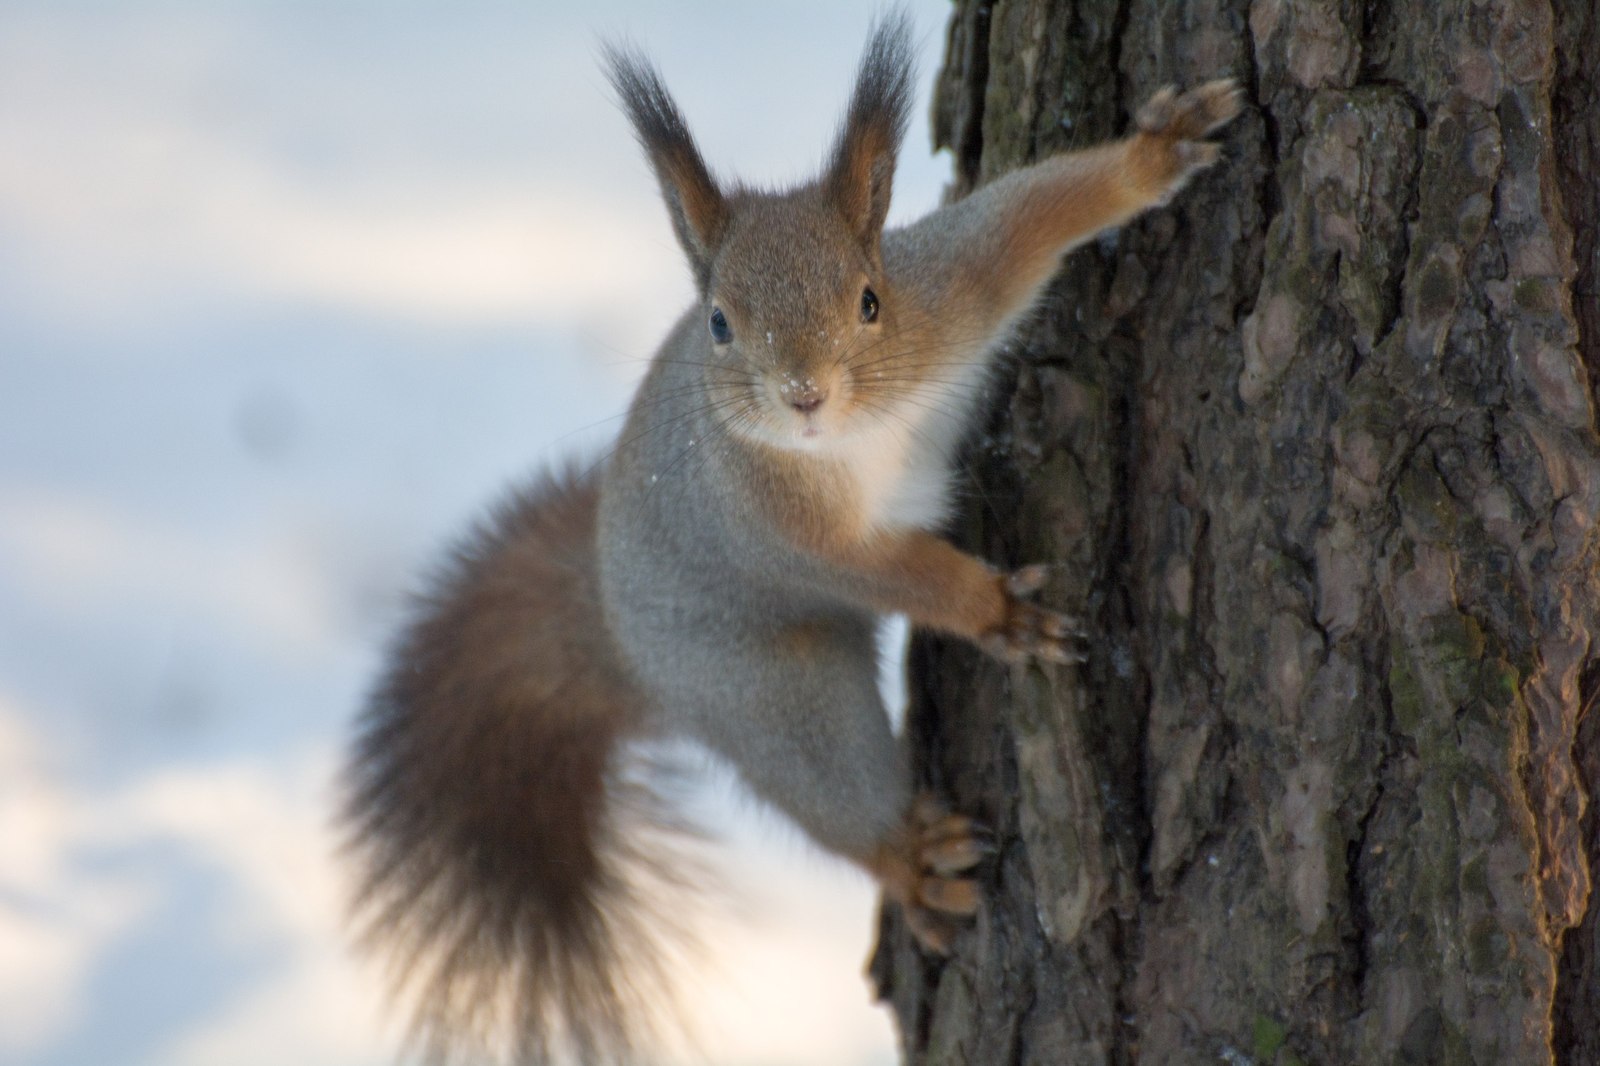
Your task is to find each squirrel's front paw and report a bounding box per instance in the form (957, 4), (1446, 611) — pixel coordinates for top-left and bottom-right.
(980, 564), (1088, 665)
(874, 795), (991, 955)
(1132, 79), (1244, 195)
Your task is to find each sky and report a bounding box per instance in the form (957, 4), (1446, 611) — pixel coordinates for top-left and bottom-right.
(0, 3), (955, 1064)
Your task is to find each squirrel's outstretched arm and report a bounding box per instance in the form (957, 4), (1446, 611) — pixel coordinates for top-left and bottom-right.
(889, 80), (1242, 349)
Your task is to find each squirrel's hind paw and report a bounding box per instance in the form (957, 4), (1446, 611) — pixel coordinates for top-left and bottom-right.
(874, 795), (992, 956)
(981, 564), (1089, 665)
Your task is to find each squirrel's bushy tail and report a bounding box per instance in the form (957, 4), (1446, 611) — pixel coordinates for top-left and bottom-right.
(342, 465), (700, 1064)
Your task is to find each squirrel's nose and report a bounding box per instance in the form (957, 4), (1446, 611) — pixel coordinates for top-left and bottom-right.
(788, 389), (827, 414)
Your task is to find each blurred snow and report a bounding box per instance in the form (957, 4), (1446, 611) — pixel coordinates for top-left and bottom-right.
(0, 3), (953, 1064)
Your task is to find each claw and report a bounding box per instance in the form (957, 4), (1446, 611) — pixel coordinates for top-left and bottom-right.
(874, 795), (994, 955)
(923, 815), (991, 874)
(1192, 79), (1246, 134)
(1036, 640), (1088, 665)
(983, 566), (1090, 666)
(1039, 610), (1087, 640)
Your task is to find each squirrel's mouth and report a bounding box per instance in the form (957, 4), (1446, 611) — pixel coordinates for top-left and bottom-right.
(772, 408), (832, 451)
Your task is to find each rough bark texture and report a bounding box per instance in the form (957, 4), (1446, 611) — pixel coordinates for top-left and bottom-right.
(870, 2), (1600, 1063)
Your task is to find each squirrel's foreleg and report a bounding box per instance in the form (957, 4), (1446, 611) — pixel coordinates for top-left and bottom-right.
(893, 80), (1242, 346)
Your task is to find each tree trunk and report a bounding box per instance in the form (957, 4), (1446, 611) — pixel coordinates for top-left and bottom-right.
(870, 2), (1600, 1063)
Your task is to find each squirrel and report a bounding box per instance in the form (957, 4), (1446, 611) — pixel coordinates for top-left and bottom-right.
(342, 12), (1241, 1065)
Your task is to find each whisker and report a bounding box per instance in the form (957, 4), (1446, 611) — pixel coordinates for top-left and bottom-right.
(577, 388), (756, 486)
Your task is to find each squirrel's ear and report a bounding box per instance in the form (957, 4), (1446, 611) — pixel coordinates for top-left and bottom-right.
(825, 14), (914, 250)
(604, 45), (727, 288)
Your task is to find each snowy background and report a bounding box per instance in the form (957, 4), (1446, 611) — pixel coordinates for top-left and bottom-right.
(0, 3), (955, 1064)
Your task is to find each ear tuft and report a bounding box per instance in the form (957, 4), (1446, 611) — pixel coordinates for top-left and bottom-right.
(826, 12), (915, 249)
(603, 44), (727, 288)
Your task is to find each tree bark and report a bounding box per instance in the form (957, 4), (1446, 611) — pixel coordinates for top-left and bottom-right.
(870, 2), (1600, 1063)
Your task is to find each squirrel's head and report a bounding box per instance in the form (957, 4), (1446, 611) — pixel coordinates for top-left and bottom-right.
(605, 16), (915, 452)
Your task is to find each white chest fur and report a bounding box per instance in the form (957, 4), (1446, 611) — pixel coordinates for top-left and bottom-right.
(849, 426), (953, 532)
(841, 364), (989, 533)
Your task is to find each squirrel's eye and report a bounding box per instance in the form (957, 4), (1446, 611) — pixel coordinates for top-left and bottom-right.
(860, 287), (879, 323)
(709, 307), (732, 344)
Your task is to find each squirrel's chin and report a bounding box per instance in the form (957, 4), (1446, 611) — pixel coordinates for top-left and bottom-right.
(783, 429), (828, 453)
(771, 426), (838, 456)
